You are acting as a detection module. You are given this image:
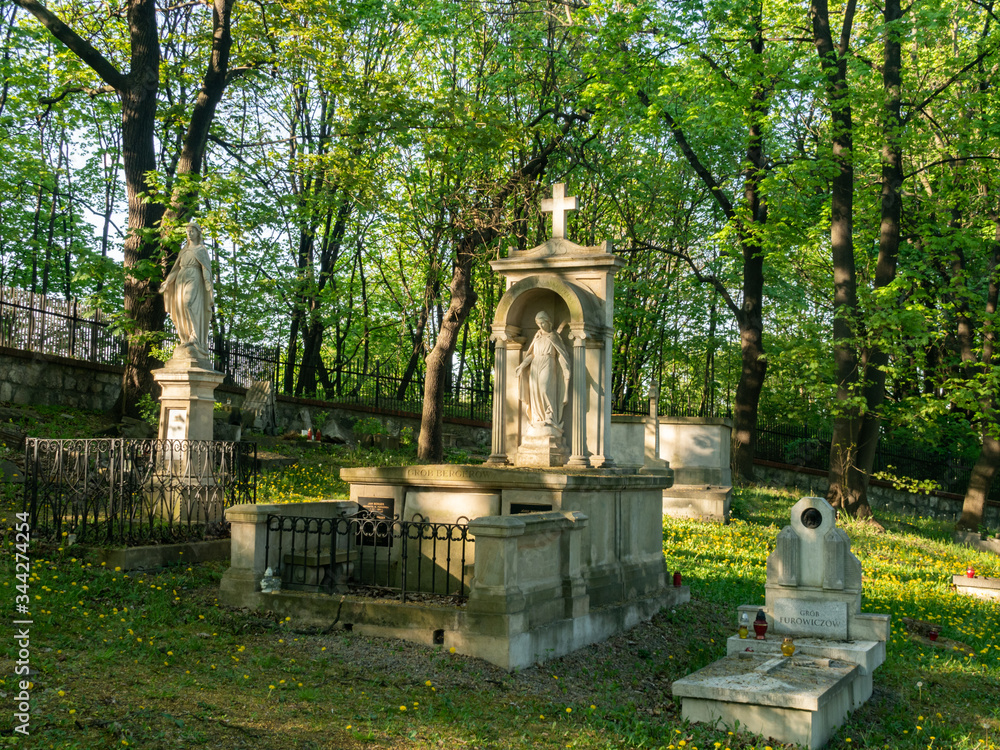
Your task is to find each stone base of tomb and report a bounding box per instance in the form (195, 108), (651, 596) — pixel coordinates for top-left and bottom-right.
(661, 485), (732, 523)
(672, 652), (861, 749)
(233, 582), (689, 671)
(220, 465), (687, 669)
(341, 464), (673, 608)
(515, 431), (568, 468)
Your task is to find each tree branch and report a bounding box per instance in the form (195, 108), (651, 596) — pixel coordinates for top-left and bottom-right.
(637, 90), (735, 220)
(38, 84), (116, 105)
(905, 46), (998, 123)
(224, 60), (273, 87)
(631, 240), (739, 316)
(904, 154), (1000, 180)
(12, 0), (127, 91)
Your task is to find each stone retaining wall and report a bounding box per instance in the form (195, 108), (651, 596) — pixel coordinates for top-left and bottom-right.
(754, 460), (1000, 528)
(0, 347), (490, 448)
(0, 347), (122, 410)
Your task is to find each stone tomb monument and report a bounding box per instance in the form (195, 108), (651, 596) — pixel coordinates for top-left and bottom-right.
(672, 497), (890, 749)
(223, 186), (687, 670)
(485, 182), (618, 469)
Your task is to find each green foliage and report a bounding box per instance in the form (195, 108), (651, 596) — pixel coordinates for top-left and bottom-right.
(872, 467), (941, 496)
(137, 394), (160, 427)
(352, 417), (386, 437)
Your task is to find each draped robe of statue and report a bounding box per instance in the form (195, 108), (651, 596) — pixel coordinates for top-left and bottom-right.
(517, 313), (571, 434)
(161, 222), (214, 361)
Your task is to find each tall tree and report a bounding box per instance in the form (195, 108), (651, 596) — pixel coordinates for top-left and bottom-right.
(13, 0), (242, 417)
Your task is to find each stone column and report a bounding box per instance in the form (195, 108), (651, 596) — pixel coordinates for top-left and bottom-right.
(486, 333), (509, 465)
(219, 503), (276, 606)
(599, 332), (616, 467)
(566, 331), (589, 468)
(649, 385), (660, 460)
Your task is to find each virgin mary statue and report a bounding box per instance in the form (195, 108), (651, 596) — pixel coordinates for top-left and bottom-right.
(160, 222), (214, 361)
(514, 311), (571, 434)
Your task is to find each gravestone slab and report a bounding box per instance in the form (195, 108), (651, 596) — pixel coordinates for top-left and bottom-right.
(672, 653), (860, 749)
(242, 380), (276, 431)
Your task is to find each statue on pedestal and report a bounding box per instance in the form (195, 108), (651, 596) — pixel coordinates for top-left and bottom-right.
(515, 311), (571, 435)
(161, 221), (214, 362)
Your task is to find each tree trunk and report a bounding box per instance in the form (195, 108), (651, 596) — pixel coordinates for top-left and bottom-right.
(959, 431), (1000, 530)
(812, 0), (867, 515)
(638, 16), (771, 482)
(418, 243), (478, 461)
(957, 226), (1000, 528)
(15, 0), (238, 419)
(116, 0), (166, 419)
(731, 34), (769, 480)
(842, 0), (904, 520)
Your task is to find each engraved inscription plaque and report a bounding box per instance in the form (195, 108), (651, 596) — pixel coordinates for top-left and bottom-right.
(166, 409), (188, 440)
(357, 497), (394, 548)
(773, 598), (848, 639)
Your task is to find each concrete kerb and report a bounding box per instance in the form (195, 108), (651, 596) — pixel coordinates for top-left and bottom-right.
(96, 538), (231, 571)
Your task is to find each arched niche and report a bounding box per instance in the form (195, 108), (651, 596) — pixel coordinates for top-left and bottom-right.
(487, 275), (608, 469)
(492, 276), (600, 337)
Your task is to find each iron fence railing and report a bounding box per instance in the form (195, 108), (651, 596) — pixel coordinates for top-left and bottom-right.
(755, 420), (994, 499)
(24, 438), (257, 546)
(264, 510), (473, 602)
(611, 392), (732, 419)
(0, 286), (126, 365)
(304, 360), (492, 422)
(0, 286), (281, 390)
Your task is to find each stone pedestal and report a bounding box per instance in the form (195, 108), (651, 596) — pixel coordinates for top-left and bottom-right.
(517, 429), (568, 468)
(673, 653), (861, 749)
(153, 353), (224, 443)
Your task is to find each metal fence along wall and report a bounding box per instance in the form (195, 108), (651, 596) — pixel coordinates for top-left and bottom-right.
(298, 359), (493, 423)
(264, 511), (473, 602)
(0, 287), (126, 365)
(24, 437), (257, 546)
(0, 286), (280, 390)
(755, 421), (989, 500)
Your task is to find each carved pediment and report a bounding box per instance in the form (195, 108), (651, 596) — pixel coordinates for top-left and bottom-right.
(515, 238), (614, 259)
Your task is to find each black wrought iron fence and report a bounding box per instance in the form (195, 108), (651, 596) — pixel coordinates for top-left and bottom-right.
(24, 438), (257, 546)
(293, 360), (492, 422)
(0, 287), (126, 365)
(755, 420), (996, 500)
(264, 511), (474, 602)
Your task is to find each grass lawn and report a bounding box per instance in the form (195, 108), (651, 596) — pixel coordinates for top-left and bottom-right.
(1, 430), (998, 749)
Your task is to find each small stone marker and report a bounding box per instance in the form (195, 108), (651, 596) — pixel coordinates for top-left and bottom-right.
(242, 380), (276, 431)
(761, 496), (891, 641)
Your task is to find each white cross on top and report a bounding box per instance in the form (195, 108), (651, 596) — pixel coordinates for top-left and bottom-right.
(541, 183), (578, 240)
